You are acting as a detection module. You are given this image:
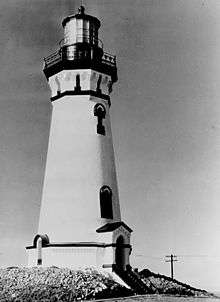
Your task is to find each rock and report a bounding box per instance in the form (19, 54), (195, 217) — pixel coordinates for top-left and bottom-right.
(0, 267), (132, 301)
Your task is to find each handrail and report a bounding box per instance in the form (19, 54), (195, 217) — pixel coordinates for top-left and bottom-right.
(44, 50), (62, 67)
(44, 49), (61, 62)
(102, 52), (116, 65)
(112, 264), (149, 294)
(44, 47), (116, 69)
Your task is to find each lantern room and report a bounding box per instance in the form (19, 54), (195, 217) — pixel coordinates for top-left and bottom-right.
(61, 6), (103, 61)
(43, 6), (117, 85)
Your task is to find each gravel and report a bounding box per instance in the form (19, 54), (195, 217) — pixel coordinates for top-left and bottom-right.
(0, 266), (132, 301)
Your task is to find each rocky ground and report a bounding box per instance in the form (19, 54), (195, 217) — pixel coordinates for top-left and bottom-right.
(139, 268), (213, 297)
(0, 266), (215, 301)
(0, 267), (132, 301)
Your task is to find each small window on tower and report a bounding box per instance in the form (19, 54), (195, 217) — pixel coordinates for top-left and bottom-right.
(96, 75), (102, 94)
(100, 185), (113, 219)
(94, 103), (106, 135)
(75, 74), (81, 92)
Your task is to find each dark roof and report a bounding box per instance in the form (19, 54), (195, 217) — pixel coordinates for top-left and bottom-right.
(62, 13), (100, 28)
(96, 221), (133, 233)
(62, 6), (100, 28)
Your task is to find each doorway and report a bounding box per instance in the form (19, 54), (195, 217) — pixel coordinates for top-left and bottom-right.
(115, 235), (126, 270)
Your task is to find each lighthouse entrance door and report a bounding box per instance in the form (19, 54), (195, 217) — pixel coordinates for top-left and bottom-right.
(115, 235), (126, 270)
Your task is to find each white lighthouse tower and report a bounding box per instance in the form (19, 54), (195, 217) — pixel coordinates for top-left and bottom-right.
(26, 6), (132, 271)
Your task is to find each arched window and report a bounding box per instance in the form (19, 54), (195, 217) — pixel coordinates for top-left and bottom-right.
(94, 103), (106, 135)
(100, 185), (113, 219)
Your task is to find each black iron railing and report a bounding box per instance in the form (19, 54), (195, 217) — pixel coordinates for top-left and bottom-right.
(112, 264), (150, 295)
(102, 52), (116, 66)
(44, 47), (116, 69)
(44, 50), (62, 67)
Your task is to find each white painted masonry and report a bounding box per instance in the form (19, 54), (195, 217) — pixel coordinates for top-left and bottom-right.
(38, 95), (121, 243)
(49, 70), (112, 98)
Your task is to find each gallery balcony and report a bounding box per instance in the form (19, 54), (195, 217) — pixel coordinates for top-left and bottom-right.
(43, 37), (117, 82)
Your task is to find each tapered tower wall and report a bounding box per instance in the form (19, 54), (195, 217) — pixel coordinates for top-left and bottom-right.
(38, 94), (121, 243)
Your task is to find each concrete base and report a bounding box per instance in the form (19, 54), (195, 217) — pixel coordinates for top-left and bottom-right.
(26, 223), (132, 271)
(27, 244), (114, 269)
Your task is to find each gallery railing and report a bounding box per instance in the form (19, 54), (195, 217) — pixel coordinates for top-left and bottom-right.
(44, 47), (116, 69)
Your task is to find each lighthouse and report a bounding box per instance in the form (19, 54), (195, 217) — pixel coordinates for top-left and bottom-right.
(26, 6), (132, 271)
